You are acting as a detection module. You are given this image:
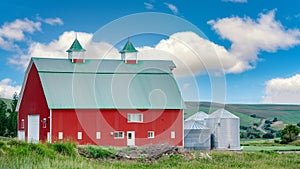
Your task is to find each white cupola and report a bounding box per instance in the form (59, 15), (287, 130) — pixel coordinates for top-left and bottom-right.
(66, 37), (86, 63)
(120, 39), (138, 64)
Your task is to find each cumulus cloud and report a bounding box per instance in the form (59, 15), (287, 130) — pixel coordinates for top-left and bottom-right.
(136, 31), (238, 77)
(208, 10), (300, 72)
(0, 18), (41, 50)
(0, 78), (21, 99)
(222, 0), (247, 3)
(144, 2), (154, 9)
(8, 31), (119, 70)
(38, 17), (63, 26)
(263, 74), (300, 104)
(164, 3), (178, 14)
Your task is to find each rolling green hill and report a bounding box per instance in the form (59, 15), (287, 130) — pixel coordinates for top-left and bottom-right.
(185, 102), (300, 127)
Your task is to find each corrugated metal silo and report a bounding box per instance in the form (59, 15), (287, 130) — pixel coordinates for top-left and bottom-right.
(184, 120), (211, 150)
(206, 109), (240, 150)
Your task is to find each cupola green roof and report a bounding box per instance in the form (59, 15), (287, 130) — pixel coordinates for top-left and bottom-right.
(120, 39), (138, 53)
(66, 39), (86, 52)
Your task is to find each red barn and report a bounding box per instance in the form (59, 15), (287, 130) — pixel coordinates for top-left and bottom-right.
(16, 38), (185, 146)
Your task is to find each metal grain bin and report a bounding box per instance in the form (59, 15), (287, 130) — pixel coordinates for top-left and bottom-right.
(184, 120), (211, 150)
(206, 109), (240, 150)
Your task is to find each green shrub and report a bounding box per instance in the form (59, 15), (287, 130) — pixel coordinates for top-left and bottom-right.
(28, 143), (55, 158)
(7, 139), (26, 147)
(262, 133), (274, 139)
(0, 141), (5, 148)
(281, 124), (299, 143)
(86, 146), (115, 158)
(274, 139), (280, 144)
(52, 141), (76, 157)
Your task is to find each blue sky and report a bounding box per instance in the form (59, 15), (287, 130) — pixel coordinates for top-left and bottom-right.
(1, 0), (300, 104)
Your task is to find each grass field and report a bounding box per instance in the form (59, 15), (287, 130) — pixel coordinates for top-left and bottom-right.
(242, 145), (300, 152)
(1, 139), (300, 169)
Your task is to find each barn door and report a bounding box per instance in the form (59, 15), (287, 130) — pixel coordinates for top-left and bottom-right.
(127, 131), (135, 146)
(28, 115), (40, 143)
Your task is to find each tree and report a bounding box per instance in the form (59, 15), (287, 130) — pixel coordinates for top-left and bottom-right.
(7, 93), (18, 137)
(281, 124), (299, 143)
(263, 133), (274, 139)
(0, 99), (8, 136)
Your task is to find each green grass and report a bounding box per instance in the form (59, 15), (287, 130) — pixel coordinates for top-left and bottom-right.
(231, 111), (260, 127)
(243, 145), (300, 152)
(1, 139), (300, 168)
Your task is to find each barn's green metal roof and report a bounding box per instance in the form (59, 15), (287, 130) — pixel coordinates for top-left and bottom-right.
(33, 58), (175, 74)
(120, 39), (138, 53)
(32, 58), (183, 109)
(66, 39), (86, 52)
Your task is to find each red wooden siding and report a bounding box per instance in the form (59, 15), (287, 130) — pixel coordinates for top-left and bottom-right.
(52, 109), (183, 146)
(18, 64), (50, 142)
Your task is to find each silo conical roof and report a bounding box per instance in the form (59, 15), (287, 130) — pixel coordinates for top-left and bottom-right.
(208, 109), (239, 119)
(185, 111), (208, 121)
(184, 120), (210, 129)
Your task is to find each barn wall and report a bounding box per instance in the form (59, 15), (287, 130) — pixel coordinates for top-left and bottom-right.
(18, 63), (50, 142)
(51, 109), (183, 146)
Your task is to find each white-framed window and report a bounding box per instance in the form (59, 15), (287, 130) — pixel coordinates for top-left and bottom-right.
(58, 132), (63, 140)
(148, 131), (155, 138)
(128, 114), (143, 123)
(21, 119), (24, 129)
(114, 131), (124, 139)
(96, 132), (101, 140)
(171, 131), (175, 139)
(78, 132), (82, 140)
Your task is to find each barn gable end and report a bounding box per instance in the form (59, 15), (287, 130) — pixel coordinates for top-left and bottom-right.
(17, 62), (50, 143)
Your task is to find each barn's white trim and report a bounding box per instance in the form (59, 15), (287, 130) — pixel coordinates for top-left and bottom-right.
(16, 59), (33, 111)
(49, 109), (52, 143)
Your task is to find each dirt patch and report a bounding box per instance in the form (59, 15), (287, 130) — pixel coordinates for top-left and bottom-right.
(271, 121), (286, 130)
(78, 144), (212, 162)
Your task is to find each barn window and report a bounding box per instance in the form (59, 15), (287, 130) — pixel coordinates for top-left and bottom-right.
(78, 132), (82, 140)
(114, 131), (124, 139)
(21, 119), (24, 129)
(58, 132), (63, 140)
(148, 131), (154, 138)
(96, 132), (101, 139)
(171, 131), (175, 139)
(128, 114), (143, 123)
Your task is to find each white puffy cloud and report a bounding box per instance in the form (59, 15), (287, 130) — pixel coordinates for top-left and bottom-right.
(0, 78), (21, 99)
(40, 17), (63, 26)
(222, 0), (247, 3)
(263, 74), (300, 104)
(136, 31), (240, 77)
(208, 10), (300, 72)
(8, 31), (119, 70)
(0, 18), (41, 50)
(164, 3), (178, 14)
